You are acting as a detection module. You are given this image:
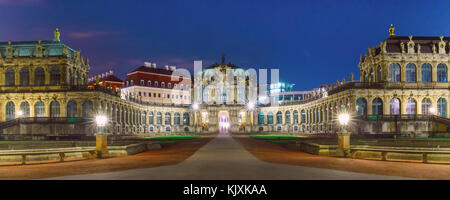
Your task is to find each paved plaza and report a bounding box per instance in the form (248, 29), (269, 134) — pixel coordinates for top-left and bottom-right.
(48, 134), (412, 180)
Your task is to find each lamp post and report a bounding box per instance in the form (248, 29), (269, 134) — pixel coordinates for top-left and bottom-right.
(337, 113), (351, 157)
(192, 103), (199, 132)
(95, 115), (109, 158)
(247, 102), (255, 133)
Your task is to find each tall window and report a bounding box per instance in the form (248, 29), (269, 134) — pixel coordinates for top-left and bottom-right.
(285, 111), (291, 124)
(50, 66), (60, 85)
(5, 101), (15, 121)
(390, 98), (400, 115)
(301, 110), (306, 123)
(183, 113), (189, 125)
(356, 98), (367, 115)
(154, 81), (158, 87)
(82, 100), (93, 118)
(406, 98), (416, 114)
(438, 98), (447, 117)
(20, 67), (29, 86)
(258, 112), (264, 124)
(372, 98), (383, 115)
(421, 63), (432, 83)
(156, 112), (162, 125)
(437, 64), (447, 82)
(293, 110), (299, 124)
(67, 69), (71, 85)
(149, 112), (154, 124)
(276, 111), (282, 124)
(34, 101), (45, 117)
(161, 82), (165, 88)
(405, 63), (416, 82)
(369, 68), (374, 83)
(422, 98), (431, 115)
(5, 67), (15, 86)
(377, 66), (382, 82)
(389, 63), (401, 82)
(164, 112), (171, 125)
(20, 101), (30, 117)
(34, 67), (45, 86)
(67, 100), (77, 117)
(174, 113), (180, 125)
(50, 101), (60, 117)
(267, 112), (274, 124)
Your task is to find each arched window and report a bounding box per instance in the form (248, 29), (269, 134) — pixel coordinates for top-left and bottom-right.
(161, 82), (165, 88)
(50, 66), (60, 85)
(406, 98), (416, 115)
(20, 67), (29, 86)
(276, 111), (282, 124)
(50, 101), (60, 117)
(5, 101), (15, 121)
(301, 110), (306, 123)
(5, 67), (15, 86)
(174, 113), (180, 125)
(67, 100), (77, 117)
(183, 113), (189, 125)
(421, 63), (432, 83)
(149, 112), (154, 124)
(164, 112), (171, 125)
(293, 110), (299, 124)
(438, 98), (447, 117)
(437, 64), (447, 82)
(34, 101), (45, 117)
(405, 63), (416, 82)
(168, 83), (171, 88)
(285, 111), (291, 124)
(377, 66), (382, 82)
(422, 98), (432, 115)
(390, 98), (400, 115)
(389, 63), (401, 82)
(20, 101), (30, 117)
(372, 98), (383, 115)
(82, 100), (93, 118)
(267, 112), (274, 124)
(34, 67), (45, 86)
(154, 81), (158, 87)
(258, 112), (264, 125)
(356, 98), (367, 115)
(147, 81), (151, 86)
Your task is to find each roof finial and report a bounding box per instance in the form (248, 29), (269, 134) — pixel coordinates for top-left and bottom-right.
(221, 53), (225, 64)
(54, 28), (61, 41)
(389, 24), (395, 37)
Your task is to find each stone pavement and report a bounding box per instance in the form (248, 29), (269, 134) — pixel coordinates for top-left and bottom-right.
(48, 134), (414, 180)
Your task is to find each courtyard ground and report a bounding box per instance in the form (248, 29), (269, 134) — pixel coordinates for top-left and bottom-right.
(234, 136), (450, 180)
(0, 136), (213, 180)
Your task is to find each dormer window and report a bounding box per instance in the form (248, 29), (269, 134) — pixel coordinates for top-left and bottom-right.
(168, 83), (171, 88)
(147, 81), (151, 87)
(130, 80), (134, 85)
(174, 84), (177, 89)
(126, 81), (129, 86)
(180, 84), (184, 90)
(154, 81), (158, 87)
(161, 82), (165, 88)
(140, 80), (144, 85)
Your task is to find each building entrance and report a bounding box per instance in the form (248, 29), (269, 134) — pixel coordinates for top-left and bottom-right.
(218, 111), (230, 133)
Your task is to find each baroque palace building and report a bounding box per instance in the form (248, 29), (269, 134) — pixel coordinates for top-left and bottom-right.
(1, 26), (450, 139)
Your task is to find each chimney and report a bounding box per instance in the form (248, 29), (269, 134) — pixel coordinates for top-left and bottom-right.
(165, 65), (169, 70)
(144, 62), (151, 67)
(151, 63), (156, 68)
(101, 73), (105, 78)
(110, 70), (113, 75)
(170, 65), (176, 71)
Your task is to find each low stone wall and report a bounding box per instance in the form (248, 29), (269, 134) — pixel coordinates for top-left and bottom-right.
(286, 141), (337, 156)
(0, 142), (162, 164)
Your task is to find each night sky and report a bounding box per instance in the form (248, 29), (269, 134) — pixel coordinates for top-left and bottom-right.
(1, 0), (450, 90)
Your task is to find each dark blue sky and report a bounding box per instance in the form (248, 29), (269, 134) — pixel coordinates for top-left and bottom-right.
(1, 0), (450, 90)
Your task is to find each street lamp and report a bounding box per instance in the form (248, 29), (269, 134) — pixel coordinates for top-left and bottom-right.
(337, 113), (351, 157)
(429, 107), (436, 115)
(17, 110), (23, 118)
(95, 115), (109, 158)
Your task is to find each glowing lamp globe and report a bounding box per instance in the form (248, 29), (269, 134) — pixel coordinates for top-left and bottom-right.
(17, 110), (23, 117)
(192, 103), (199, 110)
(95, 115), (108, 127)
(247, 102), (255, 110)
(338, 113), (350, 126)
